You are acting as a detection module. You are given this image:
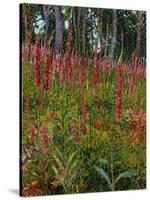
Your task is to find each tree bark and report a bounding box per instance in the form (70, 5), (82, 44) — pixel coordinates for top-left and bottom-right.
(43, 5), (50, 46)
(23, 6), (32, 45)
(90, 9), (94, 53)
(104, 17), (109, 57)
(110, 9), (117, 59)
(82, 9), (86, 56)
(118, 28), (124, 63)
(77, 8), (81, 54)
(73, 8), (78, 52)
(54, 6), (63, 53)
(97, 9), (105, 57)
(136, 11), (144, 58)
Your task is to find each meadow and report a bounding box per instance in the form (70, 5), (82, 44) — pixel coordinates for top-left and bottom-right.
(21, 35), (146, 196)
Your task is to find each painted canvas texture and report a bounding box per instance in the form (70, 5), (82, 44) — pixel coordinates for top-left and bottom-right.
(20, 3), (146, 197)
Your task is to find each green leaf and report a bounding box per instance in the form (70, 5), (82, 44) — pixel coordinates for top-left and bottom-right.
(53, 154), (62, 168)
(53, 145), (63, 160)
(115, 170), (136, 184)
(52, 166), (59, 177)
(94, 166), (112, 190)
(99, 159), (109, 165)
(67, 171), (77, 187)
(52, 166), (67, 192)
(64, 151), (77, 180)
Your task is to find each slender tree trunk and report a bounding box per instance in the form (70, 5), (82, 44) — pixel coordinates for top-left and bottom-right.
(22, 6), (32, 61)
(104, 17), (109, 57)
(73, 8), (78, 52)
(54, 6), (63, 53)
(77, 8), (81, 54)
(82, 9), (86, 56)
(90, 9), (94, 53)
(23, 10), (31, 45)
(24, 13), (28, 44)
(98, 9), (104, 57)
(43, 5), (50, 46)
(110, 9), (117, 59)
(118, 28), (124, 63)
(136, 11), (144, 58)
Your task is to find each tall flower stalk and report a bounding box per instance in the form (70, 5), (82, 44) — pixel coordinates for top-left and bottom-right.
(40, 87), (43, 112)
(115, 64), (123, 122)
(25, 96), (29, 112)
(128, 58), (138, 95)
(42, 127), (48, 154)
(33, 34), (41, 87)
(60, 55), (66, 85)
(44, 52), (51, 91)
(31, 123), (35, 142)
(93, 46), (99, 96)
(81, 99), (87, 135)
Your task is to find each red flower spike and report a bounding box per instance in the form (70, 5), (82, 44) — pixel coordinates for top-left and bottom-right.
(31, 124), (35, 142)
(93, 46), (99, 96)
(128, 58), (138, 95)
(115, 64), (123, 122)
(81, 101), (87, 135)
(44, 53), (51, 91)
(42, 127), (48, 154)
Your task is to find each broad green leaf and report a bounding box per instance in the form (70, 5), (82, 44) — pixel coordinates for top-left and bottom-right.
(99, 159), (109, 165)
(52, 154), (62, 168)
(64, 151), (77, 180)
(54, 145), (63, 160)
(94, 166), (112, 190)
(67, 171), (77, 188)
(115, 170), (136, 184)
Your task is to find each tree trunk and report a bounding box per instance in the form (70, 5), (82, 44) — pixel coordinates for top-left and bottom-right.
(23, 7), (32, 45)
(136, 11), (144, 58)
(54, 6), (63, 53)
(43, 5), (50, 46)
(73, 8), (78, 52)
(118, 28), (124, 63)
(77, 8), (81, 54)
(82, 9), (86, 56)
(110, 9), (117, 59)
(97, 9), (105, 57)
(104, 17), (109, 57)
(90, 9), (94, 53)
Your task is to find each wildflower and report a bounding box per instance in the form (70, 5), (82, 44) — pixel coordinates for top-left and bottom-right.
(79, 72), (84, 99)
(76, 58), (81, 86)
(74, 134), (82, 144)
(93, 46), (99, 96)
(22, 165), (28, 173)
(94, 119), (102, 129)
(43, 53), (51, 91)
(131, 111), (146, 146)
(50, 111), (55, 122)
(33, 34), (41, 87)
(71, 120), (78, 134)
(31, 124), (35, 142)
(115, 64), (123, 122)
(50, 159), (57, 167)
(128, 58), (138, 95)
(81, 102), (87, 135)
(86, 59), (90, 90)
(40, 88), (43, 112)
(42, 127), (48, 154)
(25, 96), (29, 112)
(68, 55), (74, 90)
(52, 53), (59, 80)
(60, 56), (66, 85)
